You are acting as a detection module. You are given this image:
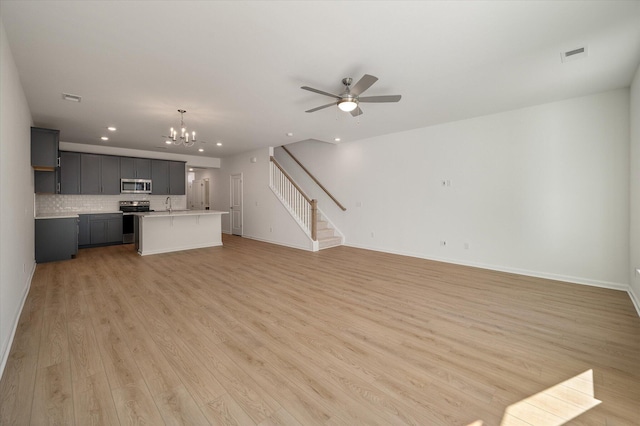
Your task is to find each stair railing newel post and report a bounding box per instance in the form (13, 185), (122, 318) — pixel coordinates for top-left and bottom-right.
(311, 199), (318, 241)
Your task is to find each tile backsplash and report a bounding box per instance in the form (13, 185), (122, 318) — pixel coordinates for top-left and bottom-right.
(36, 194), (187, 215)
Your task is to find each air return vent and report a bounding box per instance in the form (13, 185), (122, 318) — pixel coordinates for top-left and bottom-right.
(62, 93), (82, 102)
(561, 46), (588, 63)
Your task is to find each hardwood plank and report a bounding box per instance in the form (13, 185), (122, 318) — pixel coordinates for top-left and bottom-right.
(111, 379), (165, 425)
(73, 372), (120, 426)
(30, 362), (74, 425)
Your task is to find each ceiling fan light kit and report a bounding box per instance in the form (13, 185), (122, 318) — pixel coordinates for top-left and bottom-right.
(302, 74), (401, 117)
(337, 98), (358, 112)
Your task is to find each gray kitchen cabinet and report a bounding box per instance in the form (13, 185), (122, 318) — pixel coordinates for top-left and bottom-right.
(120, 157), (152, 179)
(169, 161), (186, 195)
(59, 151), (81, 194)
(101, 155), (120, 194)
(35, 217), (78, 263)
(80, 154), (120, 194)
(34, 170), (58, 194)
(31, 127), (59, 170)
(82, 213), (122, 246)
(78, 215), (90, 246)
(151, 159), (170, 195)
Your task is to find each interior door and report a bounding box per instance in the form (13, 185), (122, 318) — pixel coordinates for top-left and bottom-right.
(230, 173), (243, 236)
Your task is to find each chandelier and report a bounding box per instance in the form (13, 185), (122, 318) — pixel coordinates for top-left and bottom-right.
(164, 109), (196, 147)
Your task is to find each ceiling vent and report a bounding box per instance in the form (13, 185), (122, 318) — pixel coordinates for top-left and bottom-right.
(62, 93), (82, 102)
(561, 46), (588, 63)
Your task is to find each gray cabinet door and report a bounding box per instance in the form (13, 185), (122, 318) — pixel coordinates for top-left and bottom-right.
(121, 157), (152, 179)
(169, 161), (186, 195)
(81, 153), (120, 194)
(78, 215), (90, 246)
(31, 127), (59, 169)
(81, 154), (102, 194)
(135, 158), (151, 179)
(34, 171), (58, 194)
(107, 217), (123, 243)
(35, 218), (78, 263)
(89, 220), (107, 245)
(101, 155), (121, 194)
(120, 157), (135, 179)
(60, 151), (81, 194)
(151, 160), (169, 195)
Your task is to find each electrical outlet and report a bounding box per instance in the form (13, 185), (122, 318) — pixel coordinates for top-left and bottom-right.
(464, 242), (470, 250)
(371, 232), (375, 238)
(269, 226), (273, 232)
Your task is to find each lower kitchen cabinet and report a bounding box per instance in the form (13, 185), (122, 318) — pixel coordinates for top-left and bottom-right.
(79, 213), (122, 247)
(35, 217), (78, 263)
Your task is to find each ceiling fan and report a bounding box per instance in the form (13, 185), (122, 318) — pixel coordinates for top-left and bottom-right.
(301, 74), (401, 117)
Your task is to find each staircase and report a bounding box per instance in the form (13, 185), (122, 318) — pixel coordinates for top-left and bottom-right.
(316, 217), (342, 250)
(269, 156), (343, 251)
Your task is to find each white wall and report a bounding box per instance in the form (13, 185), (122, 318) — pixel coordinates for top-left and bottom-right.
(212, 147), (313, 250)
(629, 65), (640, 313)
(0, 20), (36, 376)
(277, 89), (630, 289)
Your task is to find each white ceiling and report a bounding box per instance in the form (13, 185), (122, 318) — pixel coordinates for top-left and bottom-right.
(2, 1), (639, 158)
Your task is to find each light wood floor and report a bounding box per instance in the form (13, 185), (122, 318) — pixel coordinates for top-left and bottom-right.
(1, 235), (639, 425)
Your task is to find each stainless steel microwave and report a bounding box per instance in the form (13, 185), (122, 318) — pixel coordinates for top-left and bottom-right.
(121, 179), (152, 194)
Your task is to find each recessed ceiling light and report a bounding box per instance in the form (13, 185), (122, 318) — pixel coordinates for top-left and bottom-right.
(101, 136), (109, 141)
(334, 137), (341, 142)
(216, 142), (222, 146)
(107, 126), (117, 131)
(198, 148), (204, 152)
(165, 140), (172, 145)
(286, 132), (294, 137)
(62, 93), (82, 102)
(189, 168), (194, 172)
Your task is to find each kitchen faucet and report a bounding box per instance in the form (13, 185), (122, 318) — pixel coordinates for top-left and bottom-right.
(165, 196), (172, 213)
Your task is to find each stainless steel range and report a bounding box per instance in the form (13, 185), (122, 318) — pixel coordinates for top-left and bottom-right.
(119, 200), (151, 244)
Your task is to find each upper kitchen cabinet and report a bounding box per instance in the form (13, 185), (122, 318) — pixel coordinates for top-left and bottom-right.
(80, 153), (120, 194)
(31, 127), (59, 170)
(120, 157), (151, 179)
(151, 160), (185, 195)
(59, 151), (81, 194)
(169, 161), (186, 195)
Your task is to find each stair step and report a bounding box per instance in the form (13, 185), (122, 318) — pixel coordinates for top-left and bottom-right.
(316, 228), (335, 239)
(318, 236), (342, 249)
(316, 220), (329, 230)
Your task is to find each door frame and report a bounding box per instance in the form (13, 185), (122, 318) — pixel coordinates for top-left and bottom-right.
(230, 173), (243, 236)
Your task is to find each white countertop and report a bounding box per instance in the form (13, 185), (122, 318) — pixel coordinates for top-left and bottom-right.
(36, 210), (122, 219)
(35, 212), (80, 219)
(137, 209), (228, 218)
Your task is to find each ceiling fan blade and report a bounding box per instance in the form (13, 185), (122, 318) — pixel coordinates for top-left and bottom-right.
(350, 74), (378, 96)
(358, 95), (402, 103)
(301, 86), (340, 99)
(350, 106), (363, 117)
(305, 102), (336, 113)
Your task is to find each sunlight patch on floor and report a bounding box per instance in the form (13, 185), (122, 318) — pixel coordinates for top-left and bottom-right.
(500, 369), (601, 426)
(468, 370), (601, 426)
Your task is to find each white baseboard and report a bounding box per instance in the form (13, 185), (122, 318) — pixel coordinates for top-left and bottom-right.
(243, 235), (313, 251)
(0, 262), (36, 379)
(345, 242), (630, 291)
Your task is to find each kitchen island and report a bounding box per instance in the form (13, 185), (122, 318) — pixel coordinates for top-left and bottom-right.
(136, 210), (228, 256)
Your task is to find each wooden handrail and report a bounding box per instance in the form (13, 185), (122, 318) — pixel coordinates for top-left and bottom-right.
(281, 146), (347, 211)
(270, 156), (312, 203)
